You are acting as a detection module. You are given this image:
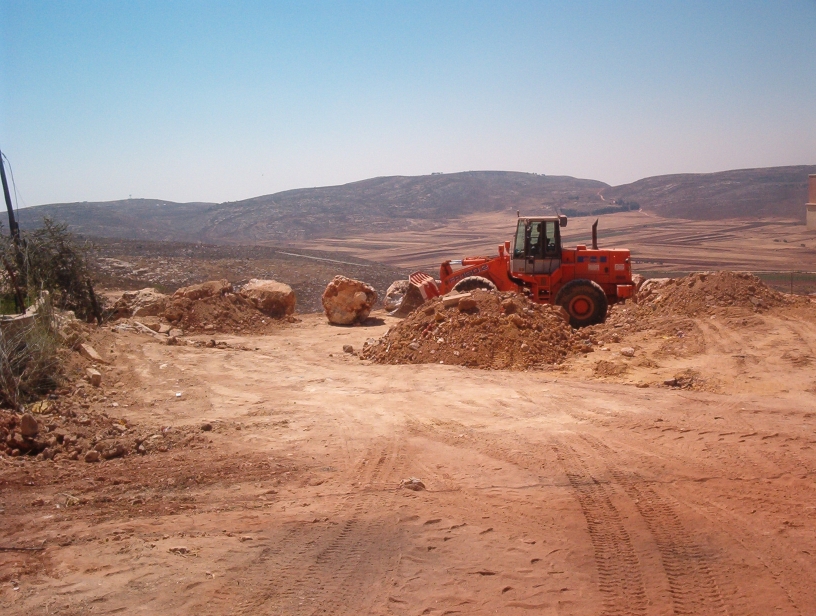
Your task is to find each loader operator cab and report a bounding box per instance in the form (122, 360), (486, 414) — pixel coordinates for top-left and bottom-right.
(511, 216), (566, 275)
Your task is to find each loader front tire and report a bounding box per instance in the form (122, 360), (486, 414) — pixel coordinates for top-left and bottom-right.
(452, 276), (498, 294)
(554, 280), (608, 328)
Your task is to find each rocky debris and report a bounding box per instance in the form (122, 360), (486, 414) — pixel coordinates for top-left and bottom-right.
(0, 396), (210, 461)
(400, 477), (426, 491)
(322, 276), (378, 325)
(635, 271), (786, 316)
(157, 279), (294, 334)
(78, 343), (108, 364)
(55, 310), (85, 347)
(620, 347), (636, 357)
(111, 288), (168, 319)
(173, 279), (232, 301)
(238, 279), (296, 317)
(384, 280), (410, 312)
(342, 345), (354, 354)
(361, 290), (584, 370)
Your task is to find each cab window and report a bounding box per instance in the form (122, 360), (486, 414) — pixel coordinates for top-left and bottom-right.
(513, 221), (526, 258)
(544, 221), (558, 256)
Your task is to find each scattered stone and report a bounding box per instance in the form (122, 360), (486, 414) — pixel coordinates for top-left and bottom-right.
(168, 546), (189, 554)
(78, 343), (108, 364)
(111, 288), (168, 319)
(342, 345), (354, 354)
(239, 279), (296, 317)
(620, 347), (636, 358)
(458, 296), (478, 311)
(322, 276), (378, 325)
(443, 292), (472, 308)
(201, 423), (213, 432)
(20, 413), (39, 438)
(384, 279), (410, 312)
(400, 477), (426, 491)
(86, 368), (102, 387)
(84, 450), (100, 463)
(101, 444), (126, 460)
(168, 328), (183, 338)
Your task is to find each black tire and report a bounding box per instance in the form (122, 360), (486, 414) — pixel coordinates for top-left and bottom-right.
(452, 276), (498, 293)
(554, 279), (608, 328)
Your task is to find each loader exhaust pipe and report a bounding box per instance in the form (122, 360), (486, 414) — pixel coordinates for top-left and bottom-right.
(591, 219), (599, 250)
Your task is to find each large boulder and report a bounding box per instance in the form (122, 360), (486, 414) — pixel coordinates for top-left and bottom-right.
(111, 288), (168, 319)
(322, 276), (378, 325)
(239, 279), (296, 317)
(173, 279), (232, 301)
(383, 279), (410, 312)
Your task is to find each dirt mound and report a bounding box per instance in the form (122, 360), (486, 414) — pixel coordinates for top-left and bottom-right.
(637, 271), (786, 316)
(361, 290), (584, 370)
(161, 280), (295, 334)
(0, 401), (202, 462)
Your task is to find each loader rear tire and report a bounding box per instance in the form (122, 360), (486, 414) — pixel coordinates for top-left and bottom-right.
(554, 279), (608, 328)
(452, 276), (498, 293)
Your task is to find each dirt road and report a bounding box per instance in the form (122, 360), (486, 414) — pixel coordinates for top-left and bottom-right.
(2, 312), (816, 615)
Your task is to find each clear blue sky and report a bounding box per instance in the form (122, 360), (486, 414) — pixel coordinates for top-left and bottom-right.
(1, 1), (815, 206)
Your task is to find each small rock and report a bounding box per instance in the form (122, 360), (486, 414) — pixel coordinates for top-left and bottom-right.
(84, 450), (100, 463)
(201, 423), (213, 431)
(458, 297), (478, 311)
(342, 345), (354, 354)
(239, 536), (253, 542)
(78, 343), (108, 364)
(168, 328), (183, 338)
(168, 546), (189, 554)
(620, 347), (636, 357)
(86, 368), (102, 387)
(400, 477), (426, 491)
(102, 444), (126, 460)
(20, 413), (39, 438)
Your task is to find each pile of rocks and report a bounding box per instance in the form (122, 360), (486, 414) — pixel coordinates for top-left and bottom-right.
(111, 279), (296, 334)
(0, 405), (199, 462)
(361, 290), (584, 370)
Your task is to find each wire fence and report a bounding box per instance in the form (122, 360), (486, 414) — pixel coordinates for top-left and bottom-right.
(635, 270), (816, 296)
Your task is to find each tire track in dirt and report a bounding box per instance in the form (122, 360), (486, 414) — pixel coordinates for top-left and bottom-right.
(581, 419), (814, 615)
(551, 442), (648, 616)
(198, 436), (405, 616)
(410, 416), (649, 615)
(577, 434), (731, 616)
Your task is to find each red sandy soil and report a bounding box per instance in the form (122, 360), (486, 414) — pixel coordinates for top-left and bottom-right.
(2, 292), (816, 614)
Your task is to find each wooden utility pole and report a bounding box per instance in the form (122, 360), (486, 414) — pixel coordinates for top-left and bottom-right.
(0, 148), (20, 241)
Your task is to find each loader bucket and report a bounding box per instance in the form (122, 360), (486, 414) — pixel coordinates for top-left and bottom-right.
(390, 272), (440, 317)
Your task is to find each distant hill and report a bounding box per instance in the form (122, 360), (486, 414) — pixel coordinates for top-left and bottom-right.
(601, 165), (816, 220)
(16, 166), (816, 244)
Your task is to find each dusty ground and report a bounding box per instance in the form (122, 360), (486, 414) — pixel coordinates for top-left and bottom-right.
(2, 295), (816, 615)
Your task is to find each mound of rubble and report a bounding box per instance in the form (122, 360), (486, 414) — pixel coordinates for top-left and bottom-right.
(361, 290), (587, 370)
(636, 271), (786, 317)
(0, 403), (202, 462)
(112, 279), (297, 335)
